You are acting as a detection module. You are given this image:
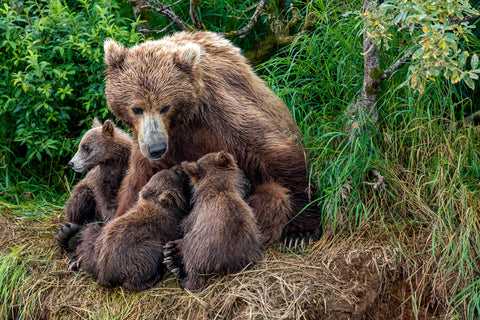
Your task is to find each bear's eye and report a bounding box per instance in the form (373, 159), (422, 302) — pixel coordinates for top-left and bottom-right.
(160, 105), (170, 114)
(132, 107), (143, 115)
(82, 144), (89, 152)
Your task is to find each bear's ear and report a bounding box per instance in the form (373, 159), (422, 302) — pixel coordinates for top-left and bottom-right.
(173, 43), (201, 74)
(159, 190), (183, 208)
(140, 187), (157, 202)
(104, 39), (127, 70)
(182, 161), (200, 183)
(102, 119), (115, 137)
(92, 117), (102, 128)
(216, 151), (235, 169)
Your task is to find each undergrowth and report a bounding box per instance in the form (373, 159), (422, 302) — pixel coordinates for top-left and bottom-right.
(1, 0), (480, 319)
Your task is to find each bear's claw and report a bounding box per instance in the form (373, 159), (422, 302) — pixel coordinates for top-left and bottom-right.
(282, 231), (319, 251)
(68, 251), (81, 271)
(55, 222), (84, 252)
(163, 240), (185, 279)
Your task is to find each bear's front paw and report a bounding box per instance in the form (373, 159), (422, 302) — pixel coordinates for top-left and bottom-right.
(55, 223), (84, 252)
(163, 240), (185, 279)
(281, 229), (320, 250)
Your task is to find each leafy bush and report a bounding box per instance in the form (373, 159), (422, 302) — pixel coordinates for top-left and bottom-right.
(0, 0), (142, 168)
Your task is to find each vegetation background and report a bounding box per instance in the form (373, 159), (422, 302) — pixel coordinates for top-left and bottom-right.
(1, 0), (480, 319)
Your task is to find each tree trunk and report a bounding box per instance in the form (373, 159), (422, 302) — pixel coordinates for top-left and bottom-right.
(360, 0), (380, 124)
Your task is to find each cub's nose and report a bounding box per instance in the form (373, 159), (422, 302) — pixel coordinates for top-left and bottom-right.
(147, 143), (167, 159)
(68, 161), (74, 167)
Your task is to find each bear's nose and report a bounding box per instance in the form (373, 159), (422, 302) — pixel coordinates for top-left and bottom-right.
(68, 161), (74, 167)
(148, 143), (167, 159)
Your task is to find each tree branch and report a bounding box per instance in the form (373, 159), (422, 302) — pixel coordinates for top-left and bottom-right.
(363, 169), (386, 191)
(146, 0), (195, 32)
(190, 0), (203, 30)
(450, 14), (480, 25)
(381, 50), (413, 80)
(223, 0), (268, 38)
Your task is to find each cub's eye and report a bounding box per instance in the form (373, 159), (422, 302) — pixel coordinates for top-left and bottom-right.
(132, 107), (143, 115)
(82, 145), (89, 152)
(160, 105), (170, 114)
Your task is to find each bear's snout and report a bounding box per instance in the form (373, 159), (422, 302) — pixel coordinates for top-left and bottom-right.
(68, 161), (74, 167)
(147, 143), (167, 159)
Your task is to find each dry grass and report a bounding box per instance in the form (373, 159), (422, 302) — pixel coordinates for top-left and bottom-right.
(0, 204), (451, 320)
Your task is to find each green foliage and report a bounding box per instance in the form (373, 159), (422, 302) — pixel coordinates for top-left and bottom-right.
(361, 0), (480, 93)
(0, 0), (142, 167)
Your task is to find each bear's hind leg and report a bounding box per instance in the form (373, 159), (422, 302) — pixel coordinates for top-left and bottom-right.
(247, 182), (292, 247)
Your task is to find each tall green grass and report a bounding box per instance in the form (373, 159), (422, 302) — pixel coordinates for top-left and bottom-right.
(259, 0), (480, 317)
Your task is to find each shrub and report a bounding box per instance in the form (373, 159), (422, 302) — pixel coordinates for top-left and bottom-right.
(0, 0), (142, 168)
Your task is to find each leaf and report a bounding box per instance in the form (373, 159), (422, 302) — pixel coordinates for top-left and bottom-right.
(458, 51), (469, 69)
(471, 54), (479, 69)
(464, 76), (475, 89)
(412, 47), (424, 59)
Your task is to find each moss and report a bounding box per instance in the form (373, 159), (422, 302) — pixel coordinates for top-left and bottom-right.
(370, 67), (384, 81)
(244, 35), (279, 66)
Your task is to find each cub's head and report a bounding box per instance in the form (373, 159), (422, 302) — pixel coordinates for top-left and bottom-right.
(68, 118), (117, 173)
(182, 151), (250, 195)
(140, 165), (188, 209)
(103, 38), (203, 161)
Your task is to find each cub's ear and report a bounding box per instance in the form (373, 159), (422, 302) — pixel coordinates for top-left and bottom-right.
(182, 161), (200, 183)
(102, 119), (115, 137)
(173, 43), (201, 74)
(104, 39), (127, 70)
(216, 151), (235, 169)
(159, 190), (183, 208)
(92, 117), (102, 128)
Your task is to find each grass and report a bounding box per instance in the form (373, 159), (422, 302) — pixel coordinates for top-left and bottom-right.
(1, 0), (480, 318)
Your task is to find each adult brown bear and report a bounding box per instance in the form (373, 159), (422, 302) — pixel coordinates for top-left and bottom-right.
(58, 31), (321, 289)
(105, 31), (321, 246)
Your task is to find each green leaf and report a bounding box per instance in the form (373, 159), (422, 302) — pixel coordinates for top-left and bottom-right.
(412, 47), (424, 59)
(464, 76), (475, 89)
(471, 54), (479, 69)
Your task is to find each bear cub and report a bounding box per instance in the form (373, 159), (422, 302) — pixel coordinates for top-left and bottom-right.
(164, 151), (263, 290)
(56, 118), (132, 251)
(71, 165), (190, 291)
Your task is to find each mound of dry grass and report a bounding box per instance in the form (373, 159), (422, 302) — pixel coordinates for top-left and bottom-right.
(0, 206), (449, 320)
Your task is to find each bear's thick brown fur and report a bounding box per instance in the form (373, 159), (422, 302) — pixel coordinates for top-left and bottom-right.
(59, 31), (322, 291)
(164, 152), (263, 290)
(64, 118), (132, 225)
(68, 166), (190, 291)
(105, 31), (321, 246)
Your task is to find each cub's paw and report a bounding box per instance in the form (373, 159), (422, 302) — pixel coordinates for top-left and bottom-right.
(68, 251), (81, 271)
(55, 223), (84, 252)
(281, 228), (321, 250)
(163, 240), (185, 279)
